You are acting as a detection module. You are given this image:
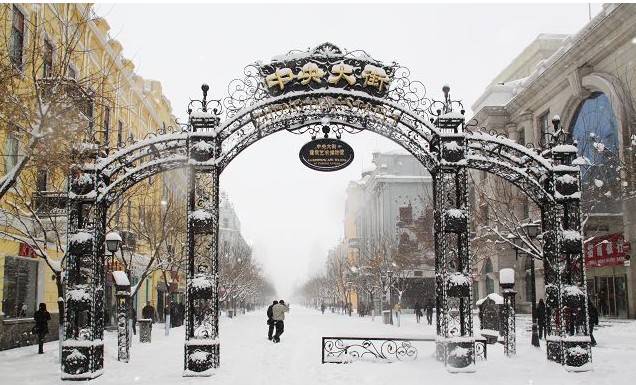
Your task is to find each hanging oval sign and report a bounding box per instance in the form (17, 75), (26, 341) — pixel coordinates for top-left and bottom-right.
(299, 138), (354, 172)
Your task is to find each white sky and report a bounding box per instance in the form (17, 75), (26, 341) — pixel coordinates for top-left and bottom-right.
(95, 2), (603, 297)
(1, 308), (634, 384)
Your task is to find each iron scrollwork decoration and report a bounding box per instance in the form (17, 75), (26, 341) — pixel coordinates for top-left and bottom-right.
(322, 337), (425, 363)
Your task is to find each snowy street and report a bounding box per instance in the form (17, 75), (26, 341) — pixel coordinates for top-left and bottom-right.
(1, 306), (635, 385)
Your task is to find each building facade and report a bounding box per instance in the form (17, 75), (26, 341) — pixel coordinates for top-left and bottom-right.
(344, 151), (435, 313)
(0, 4), (179, 348)
(471, 3), (636, 318)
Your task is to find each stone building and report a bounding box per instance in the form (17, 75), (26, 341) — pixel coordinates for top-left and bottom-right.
(344, 151), (435, 312)
(471, 3), (635, 318)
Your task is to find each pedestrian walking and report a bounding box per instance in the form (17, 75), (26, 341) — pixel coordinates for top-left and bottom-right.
(320, 302), (325, 314)
(142, 301), (157, 323)
(271, 299), (290, 343)
(588, 298), (599, 346)
(414, 301), (423, 323)
(33, 303), (51, 354)
(266, 300), (278, 340)
(425, 301), (433, 325)
(537, 298), (546, 339)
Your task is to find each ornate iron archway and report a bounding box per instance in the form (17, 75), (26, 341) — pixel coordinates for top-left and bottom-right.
(61, 43), (592, 379)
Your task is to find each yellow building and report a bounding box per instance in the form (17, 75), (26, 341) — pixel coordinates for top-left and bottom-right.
(0, 4), (180, 348)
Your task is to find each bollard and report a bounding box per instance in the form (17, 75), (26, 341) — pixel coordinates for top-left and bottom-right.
(138, 319), (152, 343)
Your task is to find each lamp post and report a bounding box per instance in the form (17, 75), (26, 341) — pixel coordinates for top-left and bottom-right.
(511, 222), (541, 348)
(500, 268), (516, 357)
(106, 231), (130, 363)
(106, 232), (123, 327)
(346, 282), (353, 317)
(387, 271), (394, 325)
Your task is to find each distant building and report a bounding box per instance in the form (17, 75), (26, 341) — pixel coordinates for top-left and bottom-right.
(344, 151), (434, 311)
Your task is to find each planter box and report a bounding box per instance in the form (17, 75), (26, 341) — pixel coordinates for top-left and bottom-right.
(441, 139), (465, 163)
(444, 210), (467, 233)
(555, 178), (579, 196)
(190, 210), (214, 235)
(70, 174), (94, 195)
(446, 340), (474, 369)
(563, 340), (591, 368)
(447, 284), (470, 297)
(190, 140), (214, 162)
(68, 232), (93, 256)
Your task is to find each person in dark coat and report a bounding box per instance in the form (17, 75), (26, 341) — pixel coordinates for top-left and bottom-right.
(425, 301), (433, 325)
(414, 301), (423, 323)
(588, 299), (599, 346)
(266, 300), (278, 340)
(142, 301), (157, 323)
(536, 298), (547, 339)
(33, 303), (51, 354)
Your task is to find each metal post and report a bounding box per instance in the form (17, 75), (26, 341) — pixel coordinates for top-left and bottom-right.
(502, 287), (517, 356)
(116, 289), (130, 362)
(530, 257), (539, 347)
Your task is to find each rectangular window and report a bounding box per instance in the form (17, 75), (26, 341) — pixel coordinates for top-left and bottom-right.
(36, 168), (47, 191)
(2, 256), (39, 318)
(43, 39), (53, 78)
(103, 106), (111, 147)
(539, 110), (551, 145)
(10, 6), (25, 69)
(4, 130), (20, 173)
(67, 65), (76, 80)
(117, 120), (124, 147)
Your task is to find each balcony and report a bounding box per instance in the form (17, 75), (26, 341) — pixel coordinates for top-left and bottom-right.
(32, 192), (68, 216)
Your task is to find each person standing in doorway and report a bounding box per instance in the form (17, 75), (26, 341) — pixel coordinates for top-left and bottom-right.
(33, 303), (51, 354)
(272, 299), (290, 343)
(142, 301), (157, 323)
(588, 298), (599, 346)
(537, 298), (547, 339)
(266, 300), (278, 340)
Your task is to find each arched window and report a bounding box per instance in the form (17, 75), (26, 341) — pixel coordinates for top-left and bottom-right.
(484, 258), (493, 273)
(483, 258), (494, 294)
(569, 92), (622, 213)
(486, 276), (495, 294)
(525, 272), (532, 302)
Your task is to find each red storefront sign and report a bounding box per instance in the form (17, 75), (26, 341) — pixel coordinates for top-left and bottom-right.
(584, 233), (631, 268)
(18, 242), (37, 258)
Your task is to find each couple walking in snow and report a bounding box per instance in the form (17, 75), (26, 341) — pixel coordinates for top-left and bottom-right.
(266, 300), (290, 343)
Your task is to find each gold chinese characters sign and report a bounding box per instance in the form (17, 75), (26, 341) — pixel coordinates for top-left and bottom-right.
(299, 138), (354, 172)
(259, 42), (395, 98)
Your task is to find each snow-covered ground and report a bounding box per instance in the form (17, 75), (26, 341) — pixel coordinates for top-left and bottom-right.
(1, 306), (635, 384)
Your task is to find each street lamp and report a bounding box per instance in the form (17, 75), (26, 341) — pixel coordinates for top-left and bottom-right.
(106, 231), (122, 270)
(511, 222), (541, 348)
(500, 268), (516, 357)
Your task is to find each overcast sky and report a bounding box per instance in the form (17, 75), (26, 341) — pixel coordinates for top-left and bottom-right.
(96, 2), (602, 298)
